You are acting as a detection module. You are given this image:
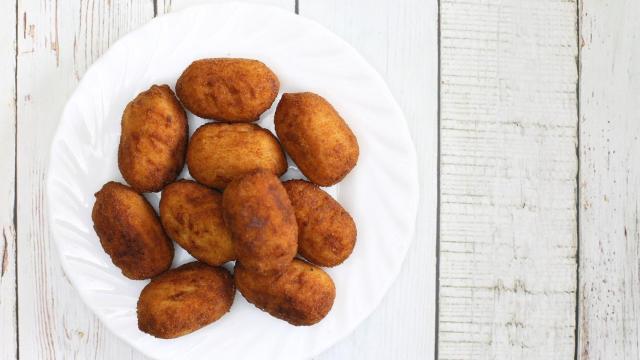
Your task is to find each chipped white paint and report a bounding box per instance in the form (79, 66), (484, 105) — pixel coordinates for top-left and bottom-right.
(16, 1), (154, 359)
(578, 1), (640, 359)
(12, 0), (640, 359)
(297, 1), (438, 359)
(438, 1), (578, 359)
(0, 0), (17, 359)
(158, 0), (293, 13)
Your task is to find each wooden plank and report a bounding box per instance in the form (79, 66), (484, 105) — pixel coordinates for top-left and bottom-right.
(578, 1), (640, 359)
(16, 1), (155, 359)
(0, 1), (17, 360)
(166, 1), (435, 358)
(157, 0), (293, 13)
(439, 1), (578, 359)
(297, 1), (438, 359)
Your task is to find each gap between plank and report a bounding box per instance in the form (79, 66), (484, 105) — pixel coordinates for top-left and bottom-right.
(295, 0), (299, 15)
(153, 0), (158, 17)
(574, 0), (582, 359)
(434, 0), (442, 358)
(14, 0), (19, 358)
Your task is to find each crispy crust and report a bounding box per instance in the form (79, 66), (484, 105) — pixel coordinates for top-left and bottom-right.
(274, 92), (359, 186)
(222, 171), (297, 276)
(118, 84), (188, 193)
(283, 180), (356, 267)
(137, 262), (235, 339)
(186, 123), (287, 189)
(91, 181), (174, 279)
(176, 58), (280, 122)
(159, 180), (235, 266)
(235, 259), (336, 326)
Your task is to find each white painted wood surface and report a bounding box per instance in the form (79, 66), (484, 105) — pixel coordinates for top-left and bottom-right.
(578, 1), (640, 359)
(5, 0), (640, 359)
(439, 1), (578, 359)
(6, 0), (436, 359)
(0, 1), (17, 359)
(297, 1), (437, 359)
(159, 0), (293, 12)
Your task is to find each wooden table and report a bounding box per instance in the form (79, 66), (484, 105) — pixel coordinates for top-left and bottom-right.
(0, 0), (636, 359)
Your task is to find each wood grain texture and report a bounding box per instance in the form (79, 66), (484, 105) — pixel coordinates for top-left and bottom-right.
(0, 1), (17, 360)
(157, 0), (293, 13)
(578, 1), (640, 359)
(298, 1), (438, 359)
(16, 1), (154, 359)
(439, 1), (578, 359)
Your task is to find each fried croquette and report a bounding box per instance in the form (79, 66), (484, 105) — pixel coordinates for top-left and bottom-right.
(137, 262), (235, 339)
(186, 123), (287, 189)
(222, 171), (297, 276)
(118, 84), (188, 193)
(159, 180), (235, 266)
(274, 92), (359, 186)
(92, 181), (173, 279)
(283, 180), (356, 267)
(235, 259), (335, 326)
(176, 58), (279, 122)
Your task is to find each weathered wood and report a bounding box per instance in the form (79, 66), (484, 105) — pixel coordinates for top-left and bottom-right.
(298, 1), (438, 359)
(439, 1), (578, 359)
(0, 1), (17, 359)
(578, 1), (640, 359)
(157, 0), (293, 13)
(16, 1), (155, 358)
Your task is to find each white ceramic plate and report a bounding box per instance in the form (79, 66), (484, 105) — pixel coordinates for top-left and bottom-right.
(47, 3), (419, 360)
